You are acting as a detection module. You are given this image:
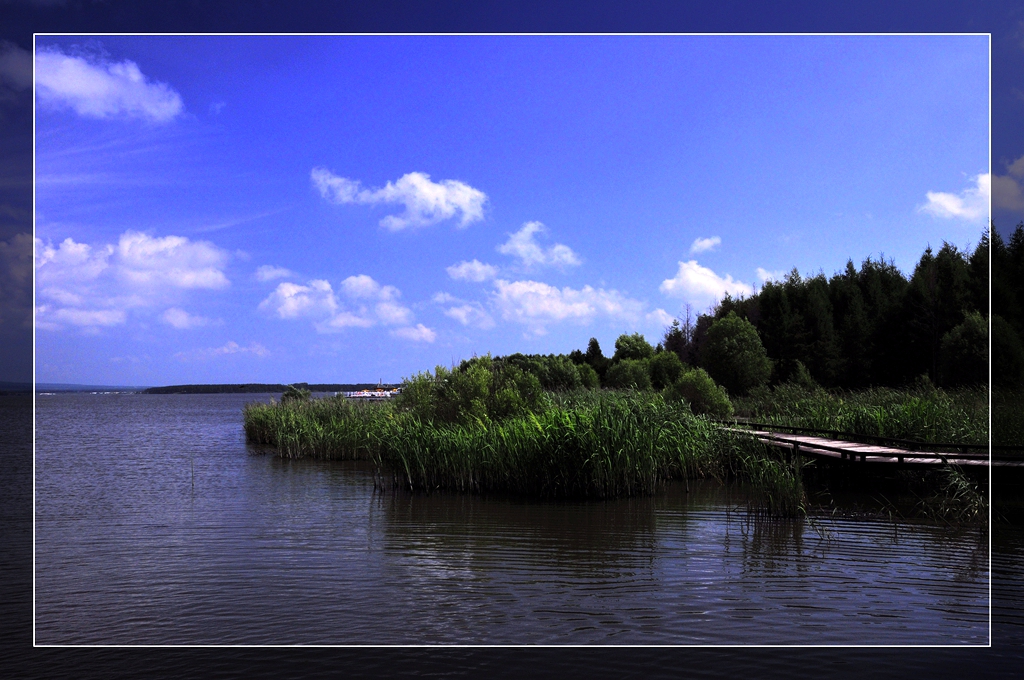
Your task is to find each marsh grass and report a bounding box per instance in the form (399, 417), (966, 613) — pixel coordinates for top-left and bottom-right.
(243, 387), (978, 521)
(734, 383), (988, 444)
(914, 466), (987, 524)
(243, 390), (807, 512)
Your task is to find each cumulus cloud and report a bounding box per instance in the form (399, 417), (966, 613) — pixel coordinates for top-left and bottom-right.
(446, 259), (498, 282)
(993, 156), (1024, 213)
(919, 173), (990, 221)
(35, 231), (231, 331)
(689, 236), (721, 254)
(175, 341), (269, 361)
(115, 231), (230, 289)
(254, 265), (295, 282)
(161, 307), (215, 330)
(258, 280), (337, 319)
(492, 279), (643, 334)
(258, 274), (414, 333)
(311, 168), (487, 231)
(35, 46), (184, 122)
(497, 222), (581, 268)
(660, 260), (754, 305)
(391, 324), (436, 343)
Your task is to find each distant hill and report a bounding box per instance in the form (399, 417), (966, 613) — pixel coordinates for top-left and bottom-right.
(142, 383), (398, 395)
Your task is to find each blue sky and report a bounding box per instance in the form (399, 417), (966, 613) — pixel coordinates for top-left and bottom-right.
(33, 35), (989, 386)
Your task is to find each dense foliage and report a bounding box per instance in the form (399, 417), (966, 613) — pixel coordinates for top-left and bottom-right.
(674, 225), (1024, 390)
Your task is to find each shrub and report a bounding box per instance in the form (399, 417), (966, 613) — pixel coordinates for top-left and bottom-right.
(939, 311), (987, 387)
(612, 332), (654, 362)
(395, 356), (546, 424)
(576, 362), (600, 389)
(649, 350), (685, 390)
(664, 368), (733, 418)
(700, 311), (772, 396)
(604, 358), (652, 390)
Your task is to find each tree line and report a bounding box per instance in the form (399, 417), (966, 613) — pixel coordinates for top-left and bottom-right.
(497, 225), (1021, 397)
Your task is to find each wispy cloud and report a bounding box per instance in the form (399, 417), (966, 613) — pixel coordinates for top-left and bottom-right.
(35, 231), (231, 331)
(689, 236), (721, 254)
(660, 260), (754, 306)
(391, 324), (436, 343)
(35, 46), (184, 122)
(432, 293), (496, 330)
(497, 222), (581, 268)
(161, 307), (216, 329)
(446, 259), (498, 282)
(254, 265), (295, 282)
(919, 173), (990, 221)
(174, 341), (269, 361)
(755, 267), (785, 283)
(311, 168), (487, 231)
(645, 308), (675, 327)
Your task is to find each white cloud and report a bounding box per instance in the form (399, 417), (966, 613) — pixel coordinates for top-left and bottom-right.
(161, 307), (214, 330)
(446, 259), (498, 282)
(339, 274), (398, 300)
(492, 278), (643, 333)
(689, 236), (721, 254)
(259, 274), (414, 332)
(993, 156), (1024, 212)
(756, 267), (785, 283)
(391, 324), (436, 343)
(254, 265), (295, 282)
(311, 168), (487, 231)
(115, 231), (230, 289)
(919, 173), (990, 221)
(49, 307), (126, 328)
(497, 221), (581, 268)
(35, 46), (184, 122)
(258, 280), (337, 319)
(34, 231), (231, 331)
(660, 260), (754, 305)
(445, 303), (496, 330)
(645, 308), (675, 327)
(175, 341), (269, 361)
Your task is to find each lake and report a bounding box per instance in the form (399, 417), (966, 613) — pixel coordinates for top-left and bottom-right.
(32, 392), (1009, 646)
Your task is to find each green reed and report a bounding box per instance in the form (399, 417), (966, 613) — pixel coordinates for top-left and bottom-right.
(734, 383), (988, 444)
(241, 389), (811, 515)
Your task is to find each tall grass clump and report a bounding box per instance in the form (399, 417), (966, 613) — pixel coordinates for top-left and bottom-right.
(244, 396), (396, 460)
(371, 391), (724, 499)
(993, 388), (1024, 447)
(734, 381), (987, 444)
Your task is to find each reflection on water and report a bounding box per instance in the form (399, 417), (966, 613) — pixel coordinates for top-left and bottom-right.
(34, 393), (994, 645)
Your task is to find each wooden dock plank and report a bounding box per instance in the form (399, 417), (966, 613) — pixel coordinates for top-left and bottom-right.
(720, 427), (1024, 468)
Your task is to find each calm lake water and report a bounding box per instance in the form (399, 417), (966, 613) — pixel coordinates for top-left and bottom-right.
(32, 393), (1013, 648)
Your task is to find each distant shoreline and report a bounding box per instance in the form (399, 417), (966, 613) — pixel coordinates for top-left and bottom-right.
(26, 382), (399, 395)
(142, 383), (399, 395)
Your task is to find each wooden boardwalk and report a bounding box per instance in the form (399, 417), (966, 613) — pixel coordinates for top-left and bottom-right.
(720, 426), (1024, 469)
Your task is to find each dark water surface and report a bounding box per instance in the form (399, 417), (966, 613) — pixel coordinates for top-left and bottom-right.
(33, 393), (1004, 646)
